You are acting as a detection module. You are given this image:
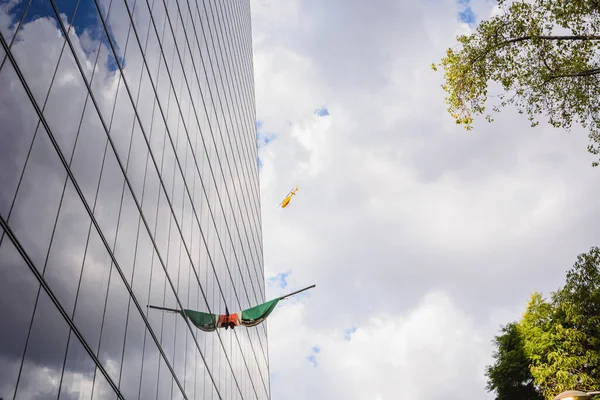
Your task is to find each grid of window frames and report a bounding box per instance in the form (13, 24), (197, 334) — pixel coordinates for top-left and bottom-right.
(0, 0), (269, 398)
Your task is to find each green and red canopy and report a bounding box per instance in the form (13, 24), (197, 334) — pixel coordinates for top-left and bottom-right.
(148, 285), (315, 331)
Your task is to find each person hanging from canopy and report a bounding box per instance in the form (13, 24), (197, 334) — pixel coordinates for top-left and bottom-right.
(148, 284), (315, 331)
(279, 186), (298, 208)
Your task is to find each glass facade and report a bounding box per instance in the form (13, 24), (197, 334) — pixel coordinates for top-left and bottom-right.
(0, 0), (268, 398)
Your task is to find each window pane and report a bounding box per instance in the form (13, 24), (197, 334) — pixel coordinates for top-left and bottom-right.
(126, 120), (149, 202)
(9, 125), (67, 271)
(91, 366), (118, 400)
(43, 179), (92, 315)
(0, 235), (40, 399)
(58, 332), (96, 400)
(148, 96), (167, 161)
(120, 11), (145, 102)
(69, 2), (102, 84)
(0, 61), (39, 218)
(69, 100), (108, 207)
(11, 8), (65, 106)
(194, 350), (206, 400)
(88, 33), (119, 124)
(93, 145), (125, 248)
(107, 78), (135, 164)
(141, 149), (160, 232)
(157, 356), (174, 399)
(73, 225), (112, 352)
(139, 334), (160, 399)
(118, 301), (145, 399)
(165, 221), (181, 282)
(153, 192), (171, 262)
(14, 288), (70, 399)
(104, 0), (130, 59)
(146, 253), (166, 335)
(43, 48), (88, 161)
(97, 263), (130, 384)
(134, 68), (155, 134)
(143, 24), (162, 82)
(160, 136), (177, 199)
(173, 311), (188, 388)
(183, 329), (196, 397)
(131, 226), (154, 306)
(112, 186), (139, 285)
(0, 1), (32, 46)
(159, 280), (177, 364)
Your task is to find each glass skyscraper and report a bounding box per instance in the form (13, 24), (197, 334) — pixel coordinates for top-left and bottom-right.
(0, 0), (268, 398)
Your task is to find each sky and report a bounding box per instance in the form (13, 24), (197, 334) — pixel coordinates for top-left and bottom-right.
(250, 0), (600, 398)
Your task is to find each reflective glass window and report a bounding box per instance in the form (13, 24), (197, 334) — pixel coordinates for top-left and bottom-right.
(93, 144), (125, 248)
(43, 48), (88, 161)
(0, 234), (40, 399)
(14, 288), (70, 399)
(0, 62), (39, 218)
(88, 33), (119, 124)
(97, 262), (130, 384)
(173, 311), (189, 386)
(126, 119), (149, 201)
(58, 332), (96, 400)
(69, 100), (107, 209)
(10, 9), (65, 106)
(73, 224), (112, 352)
(138, 334), (160, 398)
(112, 185), (139, 284)
(91, 366), (118, 400)
(118, 301), (145, 397)
(1, 0), (269, 398)
(9, 125), (67, 271)
(131, 224), (155, 305)
(107, 79), (136, 164)
(43, 179), (91, 315)
(140, 147), (161, 232)
(157, 356), (174, 399)
(105, 0), (131, 58)
(136, 67), (158, 134)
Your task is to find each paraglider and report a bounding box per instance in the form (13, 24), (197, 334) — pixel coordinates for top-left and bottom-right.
(148, 285), (316, 331)
(279, 186), (299, 208)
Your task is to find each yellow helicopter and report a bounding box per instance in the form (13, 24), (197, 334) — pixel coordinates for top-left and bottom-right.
(279, 186), (299, 208)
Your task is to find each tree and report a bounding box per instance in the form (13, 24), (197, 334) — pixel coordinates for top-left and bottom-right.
(486, 247), (600, 399)
(519, 291), (597, 398)
(432, 0), (600, 166)
(485, 322), (544, 399)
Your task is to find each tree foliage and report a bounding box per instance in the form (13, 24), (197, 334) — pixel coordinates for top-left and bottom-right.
(485, 322), (544, 399)
(433, 0), (600, 166)
(485, 247), (600, 399)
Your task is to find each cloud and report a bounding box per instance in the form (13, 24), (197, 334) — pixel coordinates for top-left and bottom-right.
(252, 0), (600, 398)
(268, 290), (493, 399)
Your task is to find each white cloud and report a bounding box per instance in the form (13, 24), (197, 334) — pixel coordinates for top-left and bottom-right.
(252, 0), (600, 398)
(268, 291), (494, 399)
